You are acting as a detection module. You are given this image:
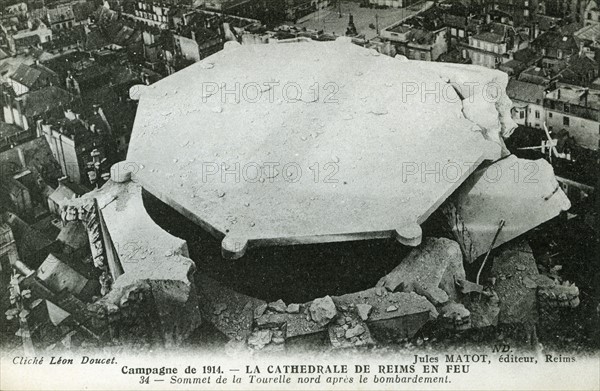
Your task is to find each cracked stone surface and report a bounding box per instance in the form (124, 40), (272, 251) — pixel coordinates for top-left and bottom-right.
(376, 237), (465, 306)
(334, 288), (437, 341)
(443, 155), (571, 264)
(465, 291), (500, 329)
(197, 281), (438, 346)
(127, 39), (501, 259)
(491, 241), (539, 325)
(65, 177), (201, 346)
(196, 275), (266, 341)
(416, 61), (518, 146)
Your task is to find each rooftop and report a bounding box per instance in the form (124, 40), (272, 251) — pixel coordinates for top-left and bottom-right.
(0, 137), (61, 181)
(531, 30), (580, 52)
(10, 63), (57, 89)
(512, 47), (542, 64)
(546, 86), (600, 108)
(506, 79), (546, 104)
(575, 23), (600, 42)
(472, 31), (505, 44)
(47, 4), (75, 24)
(21, 86), (73, 117)
(127, 40), (500, 259)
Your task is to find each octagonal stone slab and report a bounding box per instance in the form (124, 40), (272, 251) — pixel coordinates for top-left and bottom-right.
(127, 39), (500, 259)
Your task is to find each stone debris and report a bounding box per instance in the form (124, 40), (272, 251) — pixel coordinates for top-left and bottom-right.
(247, 329), (272, 349)
(268, 299), (287, 313)
(271, 329), (286, 345)
(377, 238), (465, 306)
(334, 288), (437, 342)
(465, 290), (500, 328)
(327, 310), (374, 349)
(386, 305), (398, 312)
(255, 313), (287, 329)
(197, 276), (266, 342)
(254, 303), (268, 319)
(523, 269), (580, 308)
(356, 303), (372, 321)
(309, 296), (337, 327)
(286, 303), (301, 314)
(455, 278), (484, 294)
(537, 281), (580, 308)
(439, 302), (471, 331)
(346, 324), (365, 338)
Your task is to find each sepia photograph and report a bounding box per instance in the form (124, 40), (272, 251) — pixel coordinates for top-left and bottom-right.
(0, 0), (598, 389)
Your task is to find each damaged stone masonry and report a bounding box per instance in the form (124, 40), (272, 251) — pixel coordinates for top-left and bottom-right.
(27, 40), (580, 350)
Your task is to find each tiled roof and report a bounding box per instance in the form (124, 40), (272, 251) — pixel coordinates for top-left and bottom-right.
(22, 86), (73, 117)
(506, 79), (546, 104)
(532, 30), (579, 52)
(10, 63), (52, 88)
(575, 23), (600, 42)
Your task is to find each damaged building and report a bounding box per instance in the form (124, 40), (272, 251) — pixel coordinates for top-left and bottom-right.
(4, 38), (593, 353)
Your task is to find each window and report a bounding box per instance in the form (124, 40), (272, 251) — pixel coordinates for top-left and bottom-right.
(549, 112), (553, 118)
(563, 116), (570, 126)
(420, 52), (426, 60)
(535, 110), (540, 119)
(458, 29), (464, 38)
(588, 13), (592, 20)
(520, 111), (525, 119)
(451, 28), (457, 36)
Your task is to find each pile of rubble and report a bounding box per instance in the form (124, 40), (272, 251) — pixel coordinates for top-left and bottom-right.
(198, 236), (581, 352)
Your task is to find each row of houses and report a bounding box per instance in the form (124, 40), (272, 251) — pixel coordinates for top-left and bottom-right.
(0, 0), (98, 55)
